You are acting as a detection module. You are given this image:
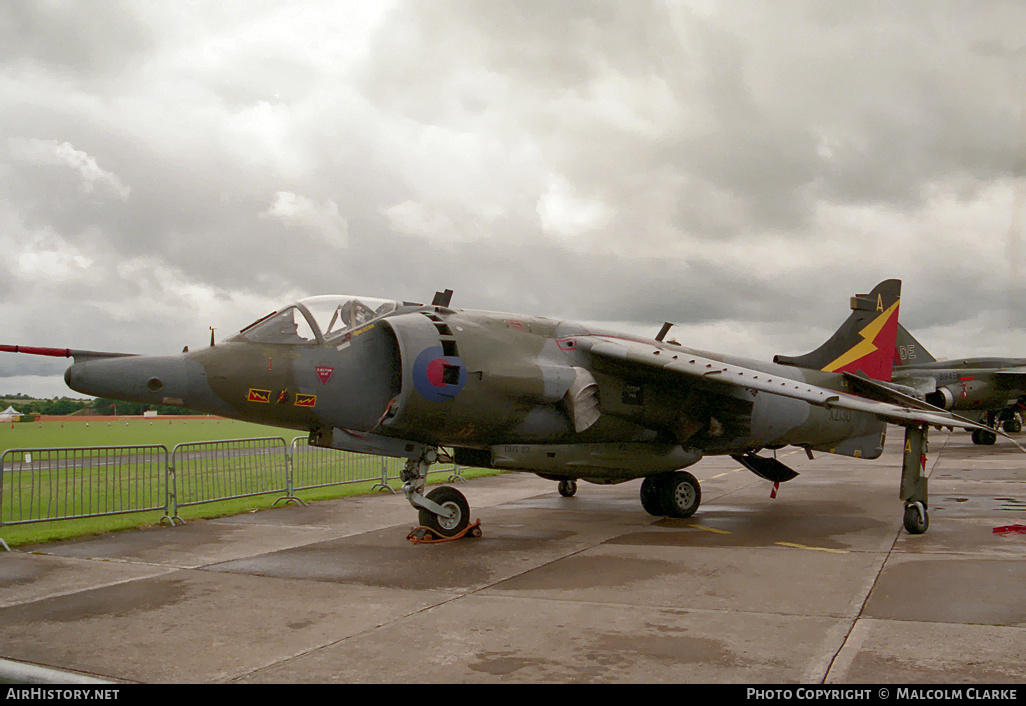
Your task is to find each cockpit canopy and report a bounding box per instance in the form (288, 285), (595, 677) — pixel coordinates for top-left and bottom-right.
(231, 295), (399, 345)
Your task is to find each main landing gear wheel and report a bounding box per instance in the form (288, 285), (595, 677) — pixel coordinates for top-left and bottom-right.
(903, 501), (929, 535)
(971, 429), (997, 445)
(417, 486), (470, 539)
(558, 479), (578, 497)
(1003, 418), (1022, 434)
(640, 471), (701, 519)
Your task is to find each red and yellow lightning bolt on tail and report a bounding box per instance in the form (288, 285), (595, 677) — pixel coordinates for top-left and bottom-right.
(821, 298), (900, 381)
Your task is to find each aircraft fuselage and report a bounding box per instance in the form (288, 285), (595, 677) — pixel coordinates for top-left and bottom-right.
(62, 301), (885, 482)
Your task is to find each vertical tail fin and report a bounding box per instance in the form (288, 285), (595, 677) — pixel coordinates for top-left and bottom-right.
(772, 279), (901, 381)
(894, 323), (935, 366)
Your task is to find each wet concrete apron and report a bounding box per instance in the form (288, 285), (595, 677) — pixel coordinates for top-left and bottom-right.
(0, 431), (1023, 683)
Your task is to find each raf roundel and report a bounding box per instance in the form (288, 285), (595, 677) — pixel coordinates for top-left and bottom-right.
(412, 347), (466, 402)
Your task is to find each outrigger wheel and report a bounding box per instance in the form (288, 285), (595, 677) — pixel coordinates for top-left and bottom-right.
(903, 501), (929, 535)
(971, 429), (997, 445)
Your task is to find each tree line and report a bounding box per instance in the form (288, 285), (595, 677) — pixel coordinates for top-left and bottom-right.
(2, 396), (199, 416)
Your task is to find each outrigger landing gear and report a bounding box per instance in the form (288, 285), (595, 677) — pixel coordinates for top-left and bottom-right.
(972, 411), (999, 445)
(972, 428), (998, 445)
(900, 424), (930, 534)
(997, 408), (1022, 435)
(971, 411), (1001, 445)
(401, 448), (478, 542)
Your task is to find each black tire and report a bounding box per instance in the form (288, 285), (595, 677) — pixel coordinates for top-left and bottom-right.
(903, 502), (929, 535)
(971, 429), (997, 445)
(1003, 418), (1022, 434)
(558, 479), (578, 497)
(640, 475), (666, 516)
(660, 471), (701, 519)
(418, 486), (470, 538)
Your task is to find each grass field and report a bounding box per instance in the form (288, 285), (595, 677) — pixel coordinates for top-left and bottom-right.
(0, 417), (497, 548)
(0, 417), (294, 454)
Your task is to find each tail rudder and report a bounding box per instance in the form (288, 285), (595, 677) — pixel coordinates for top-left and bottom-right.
(773, 279), (901, 382)
(894, 323), (935, 367)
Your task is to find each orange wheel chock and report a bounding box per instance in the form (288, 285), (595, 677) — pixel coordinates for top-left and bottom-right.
(407, 519), (482, 544)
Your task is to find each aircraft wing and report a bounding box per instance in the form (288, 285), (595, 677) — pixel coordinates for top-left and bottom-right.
(994, 368), (1026, 386)
(583, 337), (994, 432)
(841, 371), (938, 411)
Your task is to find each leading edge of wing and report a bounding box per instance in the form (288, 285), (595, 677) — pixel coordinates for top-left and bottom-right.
(583, 337), (994, 433)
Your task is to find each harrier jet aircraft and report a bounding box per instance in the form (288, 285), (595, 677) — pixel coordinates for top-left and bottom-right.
(892, 324), (1026, 445)
(0, 280), (997, 537)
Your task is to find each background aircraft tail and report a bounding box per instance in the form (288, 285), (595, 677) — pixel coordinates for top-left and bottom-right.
(894, 323), (936, 366)
(773, 279), (901, 382)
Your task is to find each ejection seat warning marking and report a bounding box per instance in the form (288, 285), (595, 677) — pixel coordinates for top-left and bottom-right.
(248, 389), (271, 403)
(316, 366), (334, 384)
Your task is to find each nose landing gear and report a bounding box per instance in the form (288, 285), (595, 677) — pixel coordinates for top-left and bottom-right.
(401, 448), (480, 543)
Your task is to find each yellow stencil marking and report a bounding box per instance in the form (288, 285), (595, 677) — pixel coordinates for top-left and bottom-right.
(775, 541), (848, 554)
(687, 524), (731, 535)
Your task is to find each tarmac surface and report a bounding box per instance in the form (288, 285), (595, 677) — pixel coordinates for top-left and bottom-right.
(0, 429), (1023, 684)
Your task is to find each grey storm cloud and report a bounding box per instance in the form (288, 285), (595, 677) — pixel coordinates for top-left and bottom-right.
(0, 0), (1024, 397)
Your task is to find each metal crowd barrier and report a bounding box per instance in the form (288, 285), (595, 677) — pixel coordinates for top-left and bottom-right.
(0, 445), (170, 525)
(170, 437), (293, 517)
(0, 437), (467, 542)
(289, 437), (405, 494)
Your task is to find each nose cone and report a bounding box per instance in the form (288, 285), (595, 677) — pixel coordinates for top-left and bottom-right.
(65, 355), (189, 407)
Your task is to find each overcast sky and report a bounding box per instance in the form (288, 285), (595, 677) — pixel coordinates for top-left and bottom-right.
(1, 0), (1024, 398)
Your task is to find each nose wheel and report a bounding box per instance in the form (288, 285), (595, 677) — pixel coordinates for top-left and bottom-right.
(417, 486), (472, 537)
(402, 449), (480, 542)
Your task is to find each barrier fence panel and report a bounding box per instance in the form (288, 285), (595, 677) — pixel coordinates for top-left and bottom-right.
(0, 445), (169, 526)
(289, 438), (405, 491)
(170, 437), (289, 514)
(1, 437), (474, 539)
(289, 438), (466, 491)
